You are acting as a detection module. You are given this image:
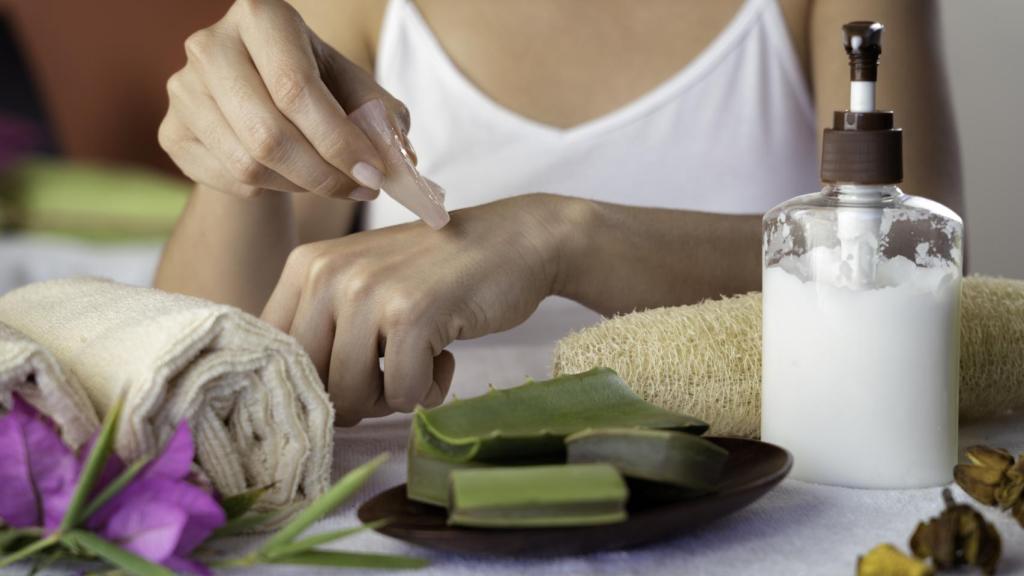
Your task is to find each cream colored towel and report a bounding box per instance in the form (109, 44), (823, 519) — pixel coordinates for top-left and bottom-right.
(0, 321), (99, 448)
(0, 278), (333, 509)
(554, 275), (1024, 438)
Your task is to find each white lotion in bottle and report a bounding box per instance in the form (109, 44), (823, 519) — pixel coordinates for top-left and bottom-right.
(760, 22), (963, 488)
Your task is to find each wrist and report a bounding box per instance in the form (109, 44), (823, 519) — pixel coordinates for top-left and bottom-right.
(517, 193), (598, 301)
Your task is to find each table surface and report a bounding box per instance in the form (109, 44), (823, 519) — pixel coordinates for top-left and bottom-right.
(2, 236), (1022, 575)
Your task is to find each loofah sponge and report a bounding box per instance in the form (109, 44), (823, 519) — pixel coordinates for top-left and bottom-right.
(553, 276), (1024, 438)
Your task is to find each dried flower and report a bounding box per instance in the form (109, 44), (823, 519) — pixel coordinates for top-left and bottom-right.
(0, 397), (80, 529)
(956, 444), (1024, 528)
(857, 543), (934, 576)
(909, 489), (1000, 575)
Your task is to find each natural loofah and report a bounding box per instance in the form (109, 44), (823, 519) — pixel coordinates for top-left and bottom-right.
(553, 275), (1024, 438)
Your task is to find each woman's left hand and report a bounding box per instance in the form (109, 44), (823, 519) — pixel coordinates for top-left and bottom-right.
(261, 193), (577, 425)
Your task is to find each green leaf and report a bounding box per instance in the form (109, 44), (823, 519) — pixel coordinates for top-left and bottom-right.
(61, 530), (174, 576)
(0, 528), (40, 553)
(265, 520), (390, 559)
(61, 394), (125, 532)
(208, 511), (285, 540)
(80, 456), (150, 522)
(219, 485), (272, 520)
(268, 549), (427, 570)
(260, 453), (389, 551)
(0, 534), (59, 568)
(414, 368), (708, 462)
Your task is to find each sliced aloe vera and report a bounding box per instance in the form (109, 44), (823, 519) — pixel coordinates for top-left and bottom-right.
(565, 428), (729, 492)
(407, 417), (487, 507)
(415, 368), (707, 462)
(407, 417), (561, 508)
(447, 463), (628, 529)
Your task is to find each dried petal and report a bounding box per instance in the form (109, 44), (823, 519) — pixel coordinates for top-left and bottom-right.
(955, 464), (1002, 506)
(965, 445), (1014, 472)
(994, 477), (1024, 510)
(1006, 455), (1024, 482)
(910, 489), (1000, 575)
(857, 544), (934, 576)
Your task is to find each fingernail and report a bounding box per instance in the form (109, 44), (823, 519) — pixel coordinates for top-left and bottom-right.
(349, 186), (378, 201)
(352, 162), (384, 190)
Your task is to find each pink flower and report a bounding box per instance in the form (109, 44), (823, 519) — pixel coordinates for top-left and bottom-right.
(0, 397), (80, 529)
(86, 422), (225, 575)
(0, 397), (225, 575)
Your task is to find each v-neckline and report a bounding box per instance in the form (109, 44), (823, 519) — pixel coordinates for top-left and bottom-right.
(402, 0), (766, 141)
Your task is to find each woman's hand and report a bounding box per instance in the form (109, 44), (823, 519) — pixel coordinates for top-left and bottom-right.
(260, 194), (579, 425)
(158, 0), (410, 200)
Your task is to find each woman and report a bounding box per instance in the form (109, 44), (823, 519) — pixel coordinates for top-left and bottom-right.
(155, 0), (961, 425)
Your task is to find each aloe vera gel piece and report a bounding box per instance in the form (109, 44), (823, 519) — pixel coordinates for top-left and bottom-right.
(415, 368), (708, 462)
(566, 428), (729, 492)
(448, 464), (628, 528)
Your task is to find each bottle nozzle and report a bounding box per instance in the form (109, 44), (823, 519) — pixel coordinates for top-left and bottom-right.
(843, 21), (884, 112)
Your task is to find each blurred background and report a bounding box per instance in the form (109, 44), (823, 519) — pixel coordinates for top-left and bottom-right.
(0, 0), (1020, 291)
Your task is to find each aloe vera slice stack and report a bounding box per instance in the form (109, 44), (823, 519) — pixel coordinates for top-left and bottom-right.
(407, 417), (561, 508)
(565, 428), (728, 492)
(448, 464), (629, 528)
(414, 368), (707, 462)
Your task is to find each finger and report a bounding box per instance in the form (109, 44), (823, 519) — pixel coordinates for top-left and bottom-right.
(185, 28), (360, 198)
(260, 244), (316, 331)
(382, 328), (441, 413)
(159, 114), (263, 198)
(167, 68), (303, 194)
(420, 350), (455, 408)
(288, 283), (335, 383)
(235, 3), (387, 190)
(327, 314), (385, 426)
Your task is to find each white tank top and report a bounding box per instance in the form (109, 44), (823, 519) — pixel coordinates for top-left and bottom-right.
(366, 0), (819, 369)
(368, 0), (818, 229)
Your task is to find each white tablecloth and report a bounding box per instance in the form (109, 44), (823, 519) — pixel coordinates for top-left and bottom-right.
(2, 235), (1022, 575)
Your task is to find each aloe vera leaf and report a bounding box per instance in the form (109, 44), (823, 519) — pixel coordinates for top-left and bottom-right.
(407, 444), (487, 508)
(415, 368), (707, 462)
(407, 420), (563, 507)
(447, 463), (628, 529)
(565, 427), (729, 492)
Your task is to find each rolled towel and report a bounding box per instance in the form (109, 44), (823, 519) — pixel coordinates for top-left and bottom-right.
(0, 278), (333, 509)
(553, 276), (1024, 438)
(0, 321), (99, 448)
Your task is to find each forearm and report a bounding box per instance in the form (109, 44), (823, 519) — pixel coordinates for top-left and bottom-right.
(154, 185), (296, 315)
(547, 195), (762, 316)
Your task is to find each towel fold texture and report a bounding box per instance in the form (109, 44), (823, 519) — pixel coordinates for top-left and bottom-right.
(0, 321), (99, 448)
(0, 278), (333, 509)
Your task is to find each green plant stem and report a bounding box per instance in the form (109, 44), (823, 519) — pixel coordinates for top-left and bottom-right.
(0, 533), (60, 568)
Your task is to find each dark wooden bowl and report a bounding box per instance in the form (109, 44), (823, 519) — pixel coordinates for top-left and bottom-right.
(357, 437), (791, 557)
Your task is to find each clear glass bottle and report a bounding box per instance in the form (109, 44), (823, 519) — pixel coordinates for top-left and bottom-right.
(760, 22), (964, 488)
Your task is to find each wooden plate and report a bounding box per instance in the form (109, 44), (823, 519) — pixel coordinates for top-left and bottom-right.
(357, 437), (791, 557)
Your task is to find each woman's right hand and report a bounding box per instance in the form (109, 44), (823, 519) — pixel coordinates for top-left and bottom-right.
(159, 0), (409, 200)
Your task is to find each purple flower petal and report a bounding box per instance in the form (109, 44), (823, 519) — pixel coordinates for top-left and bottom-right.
(0, 415), (36, 526)
(142, 421), (194, 481)
(0, 396), (79, 529)
(104, 500), (188, 563)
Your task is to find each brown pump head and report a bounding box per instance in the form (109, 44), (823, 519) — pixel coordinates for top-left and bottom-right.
(821, 21), (902, 184)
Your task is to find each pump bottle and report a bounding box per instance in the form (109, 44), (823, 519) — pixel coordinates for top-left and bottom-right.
(760, 22), (963, 488)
